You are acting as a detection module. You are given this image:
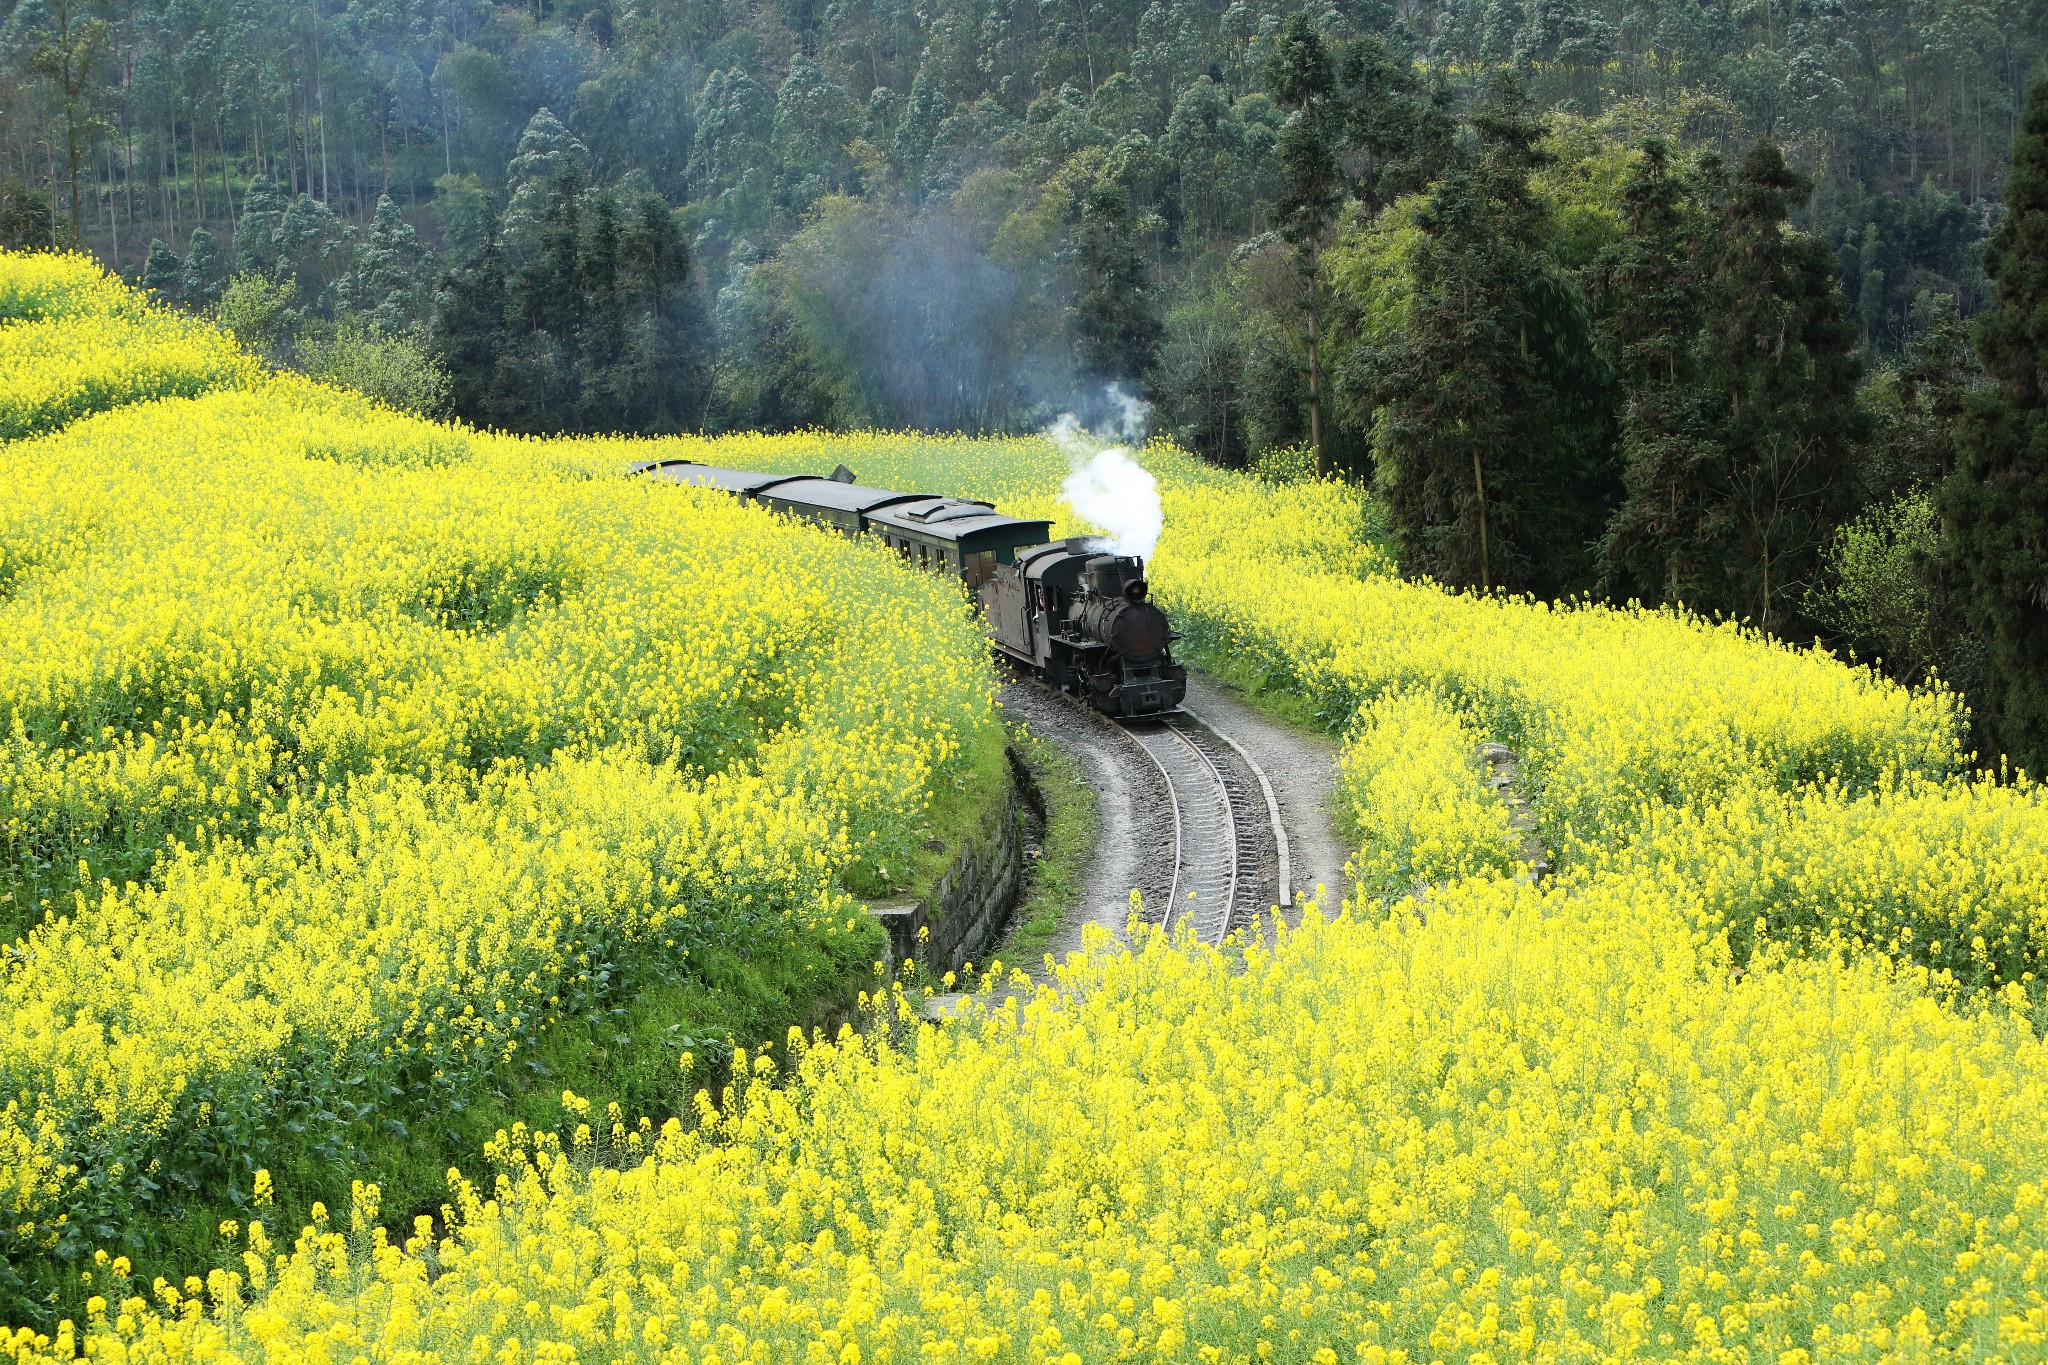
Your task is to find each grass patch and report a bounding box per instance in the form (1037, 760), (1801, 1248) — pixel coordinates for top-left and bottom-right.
(999, 723), (1100, 963)
(885, 719), (1015, 904)
(1177, 639), (1344, 736)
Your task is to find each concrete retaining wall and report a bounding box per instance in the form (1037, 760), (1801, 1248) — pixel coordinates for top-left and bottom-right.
(869, 774), (1023, 976)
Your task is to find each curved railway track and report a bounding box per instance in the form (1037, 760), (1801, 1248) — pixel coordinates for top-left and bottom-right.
(1118, 710), (1282, 947)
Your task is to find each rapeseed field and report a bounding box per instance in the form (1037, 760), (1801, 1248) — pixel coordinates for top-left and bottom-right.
(0, 253), (1001, 1320)
(6, 252), (2048, 1362)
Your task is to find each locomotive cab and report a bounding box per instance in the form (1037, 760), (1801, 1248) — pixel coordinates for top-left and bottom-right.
(987, 540), (1187, 717)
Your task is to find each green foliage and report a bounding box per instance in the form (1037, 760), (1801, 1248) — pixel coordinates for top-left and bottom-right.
(1940, 75), (2048, 777)
(1863, 295), (1980, 499)
(297, 318), (452, 416)
(1809, 492), (1942, 682)
(0, 180), (55, 250)
(431, 181), (707, 435)
(342, 197), (432, 331)
(502, 109), (590, 263)
(232, 178), (290, 277)
(1071, 175), (1162, 387)
(1600, 141), (1868, 633)
(178, 228), (224, 307)
(431, 175), (498, 260)
(1592, 140), (1714, 604)
(1357, 73), (1617, 597)
(140, 237), (182, 300)
(272, 193), (352, 311)
(209, 273), (296, 364)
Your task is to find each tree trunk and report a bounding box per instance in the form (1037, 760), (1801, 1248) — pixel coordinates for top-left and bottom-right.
(59, 7), (84, 248)
(1306, 302), (1323, 478)
(190, 99), (205, 225)
(1472, 443), (1491, 591)
(104, 133), (118, 263)
(219, 112), (236, 233)
(167, 108), (180, 232)
(315, 21), (329, 201)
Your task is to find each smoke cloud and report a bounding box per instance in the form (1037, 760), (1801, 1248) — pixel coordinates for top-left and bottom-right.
(1050, 391), (1164, 561)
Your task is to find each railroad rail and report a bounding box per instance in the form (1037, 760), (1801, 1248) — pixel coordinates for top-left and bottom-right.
(1119, 711), (1279, 947)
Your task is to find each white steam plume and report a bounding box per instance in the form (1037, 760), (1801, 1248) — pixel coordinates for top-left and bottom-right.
(1048, 387), (1163, 561)
(1103, 382), (1151, 441)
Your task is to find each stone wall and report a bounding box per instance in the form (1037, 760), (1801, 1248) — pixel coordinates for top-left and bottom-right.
(869, 772), (1024, 976)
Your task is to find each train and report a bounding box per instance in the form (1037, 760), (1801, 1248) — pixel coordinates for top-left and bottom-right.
(633, 457), (1187, 718)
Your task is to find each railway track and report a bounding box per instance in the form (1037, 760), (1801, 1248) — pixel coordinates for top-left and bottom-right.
(1119, 710), (1284, 947)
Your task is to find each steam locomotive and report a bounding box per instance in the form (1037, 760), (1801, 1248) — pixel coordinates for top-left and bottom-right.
(633, 458), (1187, 718)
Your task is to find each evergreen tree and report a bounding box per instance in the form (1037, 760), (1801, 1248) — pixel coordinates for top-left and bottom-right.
(180, 227), (225, 307)
(432, 175), (704, 436)
(1593, 140), (1715, 602)
(430, 235), (511, 423)
(1072, 176), (1162, 389)
(772, 57), (859, 211)
(502, 109), (591, 263)
(1697, 142), (1869, 632)
(0, 179), (54, 250)
(1263, 13), (1341, 474)
(690, 70), (774, 236)
(1867, 294), (1979, 498)
(141, 237), (182, 299)
(1364, 73), (1614, 595)
(232, 176), (289, 276)
(431, 174), (498, 259)
(573, 187), (627, 425)
(1941, 75), (2048, 775)
(1159, 76), (1243, 241)
(1339, 34), (1448, 216)
(1599, 141), (1865, 629)
(274, 193), (351, 310)
(498, 172), (585, 430)
(610, 192), (706, 431)
(348, 195), (431, 331)
(893, 70), (949, 200)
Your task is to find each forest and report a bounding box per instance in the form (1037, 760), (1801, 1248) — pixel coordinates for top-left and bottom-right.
(1, 0), (2045, 759)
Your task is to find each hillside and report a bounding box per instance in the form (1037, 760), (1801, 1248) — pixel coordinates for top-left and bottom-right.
(0, 251), (1006, 1320)
(6, 253), (2047, 1361)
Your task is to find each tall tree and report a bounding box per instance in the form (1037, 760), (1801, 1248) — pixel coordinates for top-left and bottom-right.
(142, 238), (183, 299)
(1263, 13), (1341, 475)
(23, 0), (109, 246)
(347, 195), (431, 330)
(234, 178), (291, 276)
(1339, 35), (1451, 217)
(502, 109), (590, 263)
(180, 227), (225, 307)
(1363, 72), (1613, 595)
(1593, 140), (1714, 603)
(1071, 174), (1161, 389)
(1600, 141), (1866, 630)
(1867, 294), (1980, 499)
(1941, 75), (2048, 775)
(430, 234), (511, 422)
(1696, 142), (1869, 632)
